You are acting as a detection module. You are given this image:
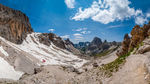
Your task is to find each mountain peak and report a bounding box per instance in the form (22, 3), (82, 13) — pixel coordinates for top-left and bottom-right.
(91, 37), (102, 46)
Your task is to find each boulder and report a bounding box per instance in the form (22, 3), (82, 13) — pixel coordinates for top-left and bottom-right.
(14, 56), (38, 75)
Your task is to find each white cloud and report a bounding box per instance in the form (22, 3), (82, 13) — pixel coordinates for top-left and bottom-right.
(74, 28), (87, 31)
(48, 29), (55, 32)
(147, 13), (150, 18)
(75, 28), (83, 32)
(72, 0), (143, 24)
(73, 33), (83, 40)
(73, 33), (82, 37)
(65, 0), (75, 9)
(81, 31), (91, 34)
(108, 24), (123, 28)
(60, 35), (70, 39)
(73, 28), (91, 35)
(128, 33), (132, 37)
(135, 16), (148, 25)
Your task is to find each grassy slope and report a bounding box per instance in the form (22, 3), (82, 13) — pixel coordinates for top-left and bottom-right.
(99, 49), (133, 77)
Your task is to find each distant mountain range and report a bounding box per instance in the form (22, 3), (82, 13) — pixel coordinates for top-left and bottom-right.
(74, 37), (121, 56)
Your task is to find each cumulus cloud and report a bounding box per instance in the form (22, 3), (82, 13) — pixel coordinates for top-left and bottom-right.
(65, 0), (75, 9)
(147, 13), (150, 18)
(60, 35), (70, 39)
(135, 16), (148, 25)
(72, 0), (146, 25)
(48, 29), (55, 32)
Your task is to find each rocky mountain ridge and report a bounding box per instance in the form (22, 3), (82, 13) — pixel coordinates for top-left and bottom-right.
(0, 4), (80, 55)
(74, 37), (121, 56)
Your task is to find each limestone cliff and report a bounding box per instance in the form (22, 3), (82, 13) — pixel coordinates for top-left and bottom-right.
(0, 4), (33, 44)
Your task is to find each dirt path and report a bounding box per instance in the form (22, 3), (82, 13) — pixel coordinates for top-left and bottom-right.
(105, 53), (150, 84)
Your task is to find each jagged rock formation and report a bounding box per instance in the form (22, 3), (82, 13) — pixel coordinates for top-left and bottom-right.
(38, 33), (65, 49)
(117, 21), (150, 56)
(65, 39), (81, 55)
(116, 34), (131, 56)
(38, 33), (81, 55)
(87, 37), (103, 53)
(75, 37), (120, 56)
(0, 4), (33, 44)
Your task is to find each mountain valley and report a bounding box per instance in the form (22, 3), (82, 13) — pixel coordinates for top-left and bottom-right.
(0, 3), (150, 84)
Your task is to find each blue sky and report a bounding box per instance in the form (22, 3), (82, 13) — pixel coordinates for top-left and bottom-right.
(0, 0), (150, 43)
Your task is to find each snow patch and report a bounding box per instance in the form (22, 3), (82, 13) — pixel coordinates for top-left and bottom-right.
(0, 46), (9, 56)
(0, 57), (24, 80)
(0, 33), (87, 68)
(15, 33), (87, 68)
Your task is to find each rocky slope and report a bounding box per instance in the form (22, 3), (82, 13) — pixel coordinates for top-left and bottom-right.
(0, 3), (86, 82)
(38, 33), (81, 55)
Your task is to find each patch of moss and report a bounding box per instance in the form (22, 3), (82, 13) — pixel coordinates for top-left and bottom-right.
(141, 42), (144, 46)
(100, 50), (133, 77)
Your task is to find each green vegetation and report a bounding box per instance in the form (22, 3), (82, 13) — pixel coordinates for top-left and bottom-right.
(100, 49), (133, 77)
(95, 50), (112, 58)
(133, 42), (144, 54)
(136, 42), (144, 49)
(95, 46), (119, 58)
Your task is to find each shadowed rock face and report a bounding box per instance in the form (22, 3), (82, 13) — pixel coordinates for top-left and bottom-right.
(0, 4), (33, 44)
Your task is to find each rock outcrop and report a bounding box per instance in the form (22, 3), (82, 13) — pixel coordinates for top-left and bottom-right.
(117, 21), (150, 56)
(87, 37), (102, 53)
(0, 4), (33, 44)
(38, 33), (81, 55)
(116, 34), (131, 56)
(65, 39), (81, 55)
